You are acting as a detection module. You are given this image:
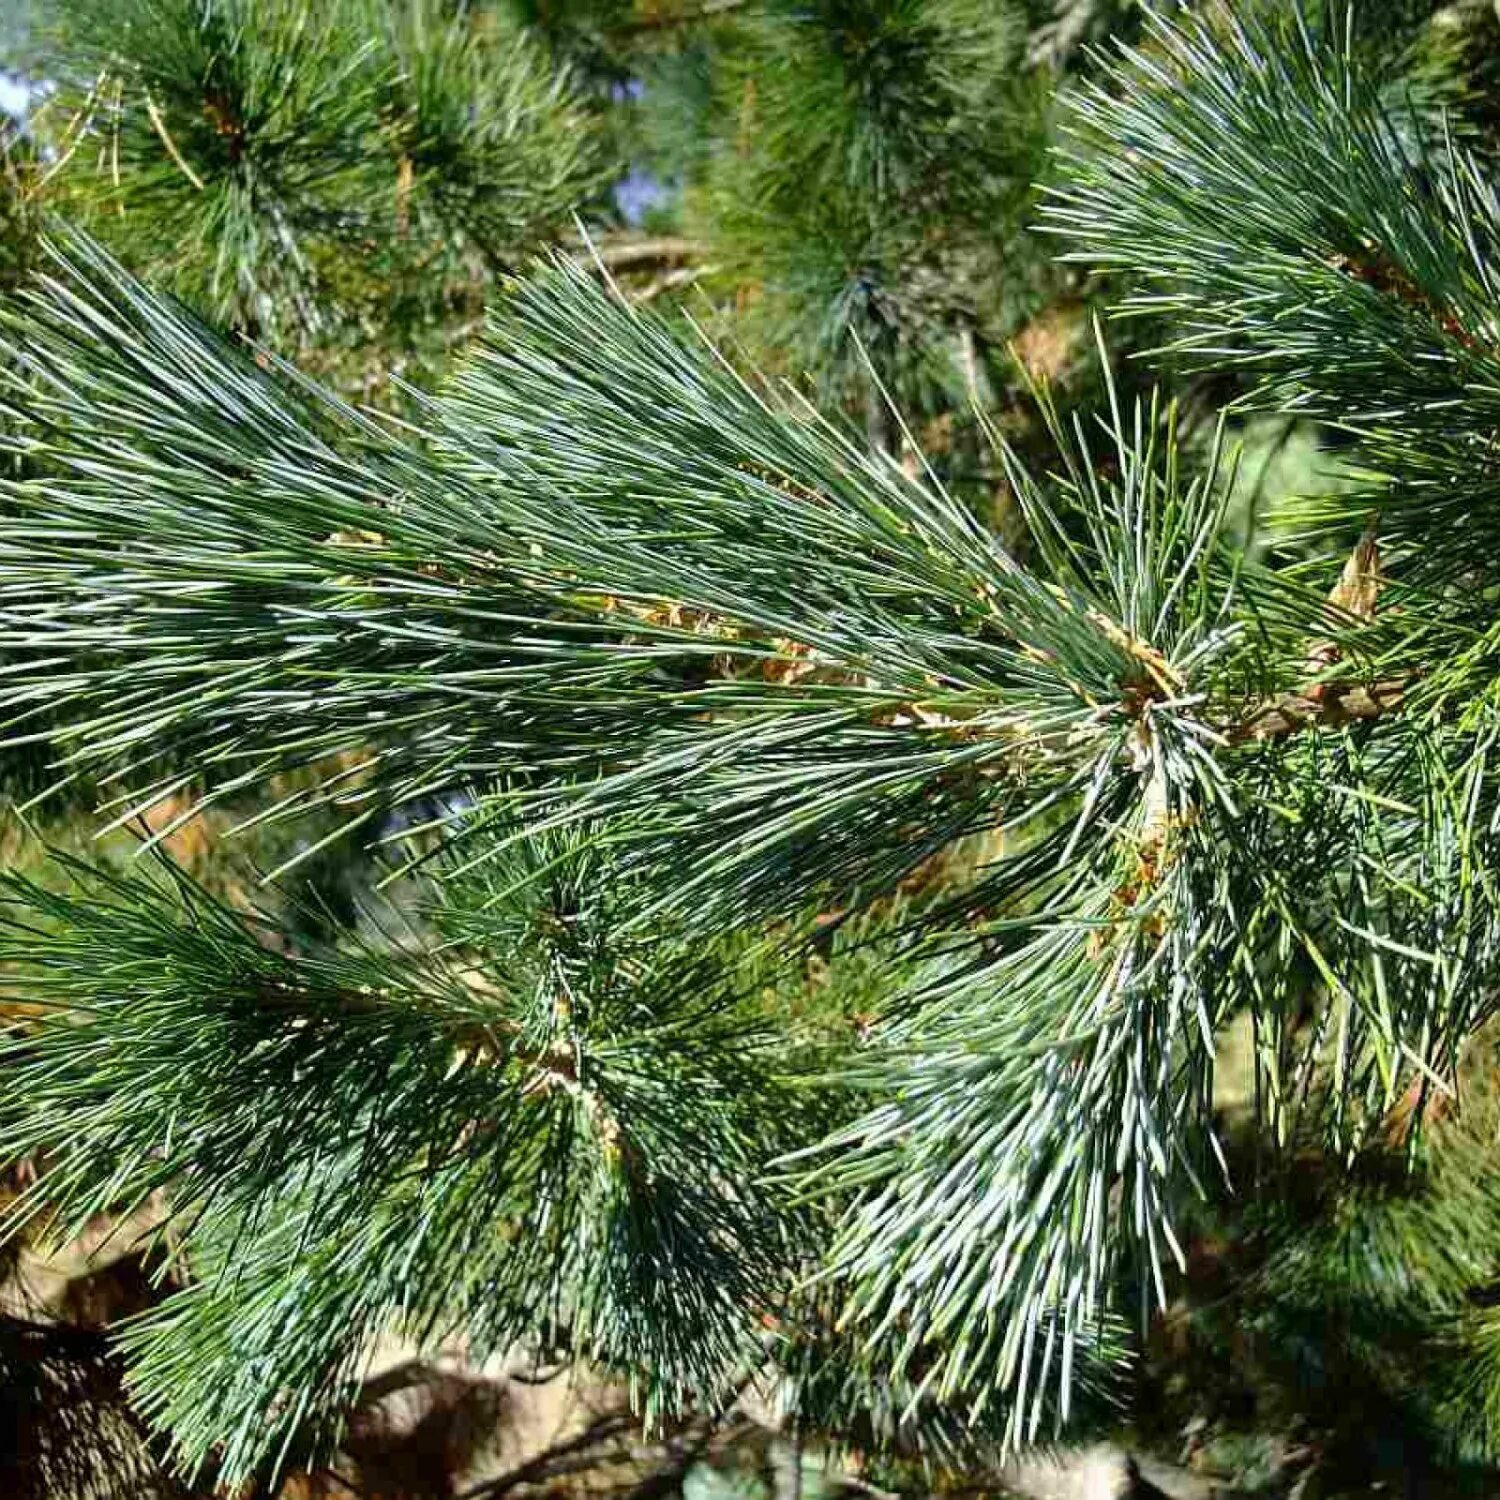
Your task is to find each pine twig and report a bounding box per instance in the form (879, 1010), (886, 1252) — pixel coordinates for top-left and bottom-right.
(620, 0), (749, 33)
(1230, 678), (1409, 743)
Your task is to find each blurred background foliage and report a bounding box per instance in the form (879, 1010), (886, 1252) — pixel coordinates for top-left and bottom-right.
(7, 1), (1500, 1497)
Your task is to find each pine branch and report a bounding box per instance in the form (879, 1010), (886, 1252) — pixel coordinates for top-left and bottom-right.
(1230, 677), (1409, 743)
(36, 0), (611, 361)
(694, 0), (1050, 412)
(7, 128), (1500, 1467)
(1044, 3), (1500, 586)
(0, 236), (1266, 922)
(588, 236), (710, 270)
(0, 831), (799, 1485)
(618, 0), (749, 33)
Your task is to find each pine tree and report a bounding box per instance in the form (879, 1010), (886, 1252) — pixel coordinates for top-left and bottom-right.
(0, 0), (621, 949)
(688, 0), (1051, 451)
(12, 2), (1500, 1494)
(28, 0), (614, 394)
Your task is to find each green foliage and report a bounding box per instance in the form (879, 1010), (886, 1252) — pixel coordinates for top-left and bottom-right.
(1120, 1051), (1500, 1486)
(0, 832), (806, 1484)
(52, 0), (377, 337)
(14, 0), (1500, 1489)
(1046, 4), (1500, 574)
(500, 0), (641, 85)
(0, 125), (40, 295)
(694, 0), (1052, 430)
(776, 1291), (1129, 1471)
(36, 0), (612, 379)
(15, 226), (1500, 1468)
(381, 1), (605, 268)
